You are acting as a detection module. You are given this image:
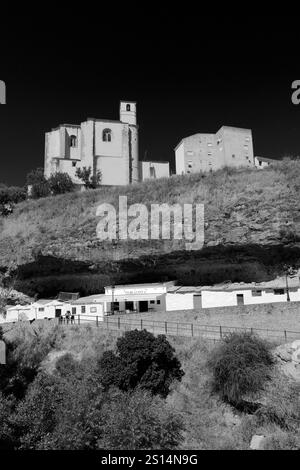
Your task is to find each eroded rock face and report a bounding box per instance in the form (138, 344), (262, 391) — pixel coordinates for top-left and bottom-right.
(274, 341), (300, 381)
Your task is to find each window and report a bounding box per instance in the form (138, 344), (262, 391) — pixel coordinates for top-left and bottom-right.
(70, 135), (77, 147)
(102, 128), (112, 142)
(81, 306), (86, 314)
(259, 161), (262, 166)
(274, 289), (284, 295)
(188, 161), (193, 169)
(150, 300), (155, 304)
(72, 161), (76, 167)
(157, 299), (161, 305)
(72, 307), (76, 315)
(252, 290), (262, 297)
(38, 307), (45, 312)
(232, 154), (235, 158)
(126, 104), (131, 111)
(90, 306), (97, 313)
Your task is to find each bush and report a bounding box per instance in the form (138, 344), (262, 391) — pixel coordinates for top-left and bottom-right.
(48, 172), (75, 195)
(98, 329), (184, 398)
(0, 185), (27, 216)
(26, 168), (50, 199)
(207, 332), (274, 405)
(75, 166), (102, 189)
(99, 388), (183, 450)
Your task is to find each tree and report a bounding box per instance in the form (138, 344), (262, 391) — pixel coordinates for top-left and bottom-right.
(207, 332), (274, 406)
(48, 172), (75, 195)
(75, 166), (102, 189)
(26, 168), (50, 199)
(0, 185), (27, 216)
(98, 330), (184, 398)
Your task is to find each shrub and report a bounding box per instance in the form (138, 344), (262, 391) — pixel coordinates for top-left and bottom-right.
(98, 329), (184, 398)
(26, 168), (50, 199)
(48, 172), (75, 195)
(99, 388), (183, 450)
(0, 185), (27, 216)
(207, 332), (274, 406)
(75, 166), (102, 189)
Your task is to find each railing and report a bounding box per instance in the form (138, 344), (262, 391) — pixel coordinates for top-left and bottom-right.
(59, 314), (300, 344)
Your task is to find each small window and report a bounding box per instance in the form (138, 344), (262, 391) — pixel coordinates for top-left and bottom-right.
(150, 300), (155, 304)
(72, 161), (76, 167)
(102, 128), (112, 142)
(126, 104), (131, 111)
(157, 300), (161, 305)
(259, 161), (262, 166)
(81, 306), (86, 314)
(72, 307), (76, 315)
(232, 154), (235, 158)
(252, 290), (262, 297)
(70, 135), (77, 147)
(90, 306), (97, 313)
(274, 289), (284, 295)
(38, 307), (45, 312)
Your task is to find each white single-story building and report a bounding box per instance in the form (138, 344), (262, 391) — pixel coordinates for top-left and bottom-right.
(200, 277), (300, 309)
(3, 299), (73, 324)
(71, 282), (176, 320)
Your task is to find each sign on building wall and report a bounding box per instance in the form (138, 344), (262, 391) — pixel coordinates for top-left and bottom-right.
(0, 340), (6, 365)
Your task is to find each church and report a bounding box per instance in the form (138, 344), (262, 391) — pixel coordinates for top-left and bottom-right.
(44, 101), (139, 187)
(44, 101), (170, 187)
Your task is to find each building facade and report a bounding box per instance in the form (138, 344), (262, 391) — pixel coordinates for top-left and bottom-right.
(140, 160), (170, 181)
(175, 126), (254, 175)
(44, 101), (139, 187)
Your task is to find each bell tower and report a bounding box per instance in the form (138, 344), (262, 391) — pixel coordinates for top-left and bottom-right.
(120, 100), (137, 125)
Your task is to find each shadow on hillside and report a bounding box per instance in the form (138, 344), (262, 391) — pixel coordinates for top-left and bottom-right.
(3, 243), (300, 298)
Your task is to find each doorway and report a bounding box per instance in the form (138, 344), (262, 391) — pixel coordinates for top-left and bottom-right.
(236, 294), (244, 306)
(139, 301), (148, 312)
(55, 309), (62, 318)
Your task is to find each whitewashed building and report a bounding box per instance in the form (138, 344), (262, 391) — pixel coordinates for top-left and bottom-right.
(200, 277), (300, 309)
(140, 160), (170, 181)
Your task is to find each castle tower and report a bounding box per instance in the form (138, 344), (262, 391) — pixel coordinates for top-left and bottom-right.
(120, 100), (137, 125)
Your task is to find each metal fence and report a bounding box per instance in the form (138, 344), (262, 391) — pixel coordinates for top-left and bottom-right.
(61, 314), (300, 344)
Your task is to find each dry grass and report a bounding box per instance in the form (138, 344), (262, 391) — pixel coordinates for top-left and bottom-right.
(0, 159), (300, 266)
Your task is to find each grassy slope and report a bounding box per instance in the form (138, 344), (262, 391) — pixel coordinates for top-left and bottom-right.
(0, 160), (300, 268)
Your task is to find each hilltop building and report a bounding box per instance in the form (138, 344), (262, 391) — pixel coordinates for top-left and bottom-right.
(175, 126), (255, 175)
(44, 101), (170, 187)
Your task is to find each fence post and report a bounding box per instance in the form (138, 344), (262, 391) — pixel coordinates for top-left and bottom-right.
(140, 319), (143, 330)
(191, 323), (194, 337)
(177, 323), (179, 336)
(219, 325), (222, 339)
(251, 328), (253, 335)
(118, 317), (120, 330)
(165, 321), (167, 334)
(284, 330), (287, 342)
(78, 315), (80, 325)
(106, 315), (109, 329)
(96, 316), (99, 327)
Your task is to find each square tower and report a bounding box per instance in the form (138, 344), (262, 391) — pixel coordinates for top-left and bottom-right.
(120, 100), (137, 125)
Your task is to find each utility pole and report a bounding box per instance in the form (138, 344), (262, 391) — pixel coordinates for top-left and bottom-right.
(111, 284), (115, 315)
(0, 340), (6, 365)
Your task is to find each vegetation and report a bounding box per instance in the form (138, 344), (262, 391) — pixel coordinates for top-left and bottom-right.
(0, 185), (27, 216)
(0, 324), (299, 450)
(98, 329), (184, 397)
(207, 332), (274, 406)
(0, 159), (299, 289)
(0, 325), (184, 450)
(75, 166), (102, 189)
(48, 172), (75, 195)
(26, 167), (51, 199)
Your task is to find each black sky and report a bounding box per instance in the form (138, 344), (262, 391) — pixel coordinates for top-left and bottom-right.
(1, 14), (300, 186)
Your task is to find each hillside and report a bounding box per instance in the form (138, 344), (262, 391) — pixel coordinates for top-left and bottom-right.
(0, 160), (300, 297)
